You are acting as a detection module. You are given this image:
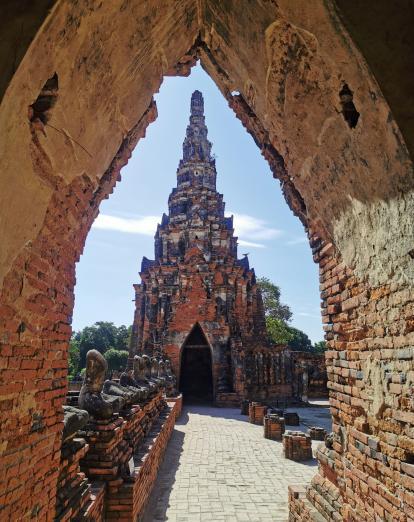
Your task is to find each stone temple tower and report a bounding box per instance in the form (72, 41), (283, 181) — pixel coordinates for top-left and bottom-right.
(129, 91), (296, 405)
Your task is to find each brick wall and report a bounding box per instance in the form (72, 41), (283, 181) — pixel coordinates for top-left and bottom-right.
(288, 233), (414, 520)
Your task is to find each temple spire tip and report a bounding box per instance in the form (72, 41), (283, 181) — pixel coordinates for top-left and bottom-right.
(190, 90), (204, 116)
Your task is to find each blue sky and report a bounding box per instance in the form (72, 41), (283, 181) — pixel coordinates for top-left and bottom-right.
(72, 64), (323, 343)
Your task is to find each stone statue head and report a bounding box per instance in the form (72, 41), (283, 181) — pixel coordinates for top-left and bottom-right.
(158, 359), (166, 378)
(84, 349), (107, 393)
(133, 355), (140, 381)
(151, 357), (159, 378)
(142, 354), (152, 378)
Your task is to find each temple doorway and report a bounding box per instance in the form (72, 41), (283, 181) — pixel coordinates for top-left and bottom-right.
(179, 324), (213, 403)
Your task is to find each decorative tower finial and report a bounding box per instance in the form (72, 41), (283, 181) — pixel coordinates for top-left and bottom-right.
(180, 90), (214, 172)
(190, 90), (204, 116)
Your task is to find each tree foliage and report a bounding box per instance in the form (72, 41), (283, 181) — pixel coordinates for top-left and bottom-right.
(104, 348), (129, 372)
(313, 340), (327, 353)
(72, 322), (131, 370)
(68, 339), (80, 379)
(257, 277), (292, 322)
(286, 326), (313, 352)
(265, 317), (293, 344)
(257, 276), (322, 352)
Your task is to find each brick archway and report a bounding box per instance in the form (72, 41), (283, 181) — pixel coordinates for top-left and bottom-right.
(0, 2), (413, 520)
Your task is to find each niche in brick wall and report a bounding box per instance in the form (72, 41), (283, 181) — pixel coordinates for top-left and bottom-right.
(29, 72), (58, 125)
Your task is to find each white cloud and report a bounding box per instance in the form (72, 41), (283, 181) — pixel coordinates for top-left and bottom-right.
(238, 239), (266, 249)
(92, 211), (283, 250)
(297, 311), (321, 319)
(287, 236), (308, 246)
(92, 213), (159, 235)
(229, 212), (282, 245)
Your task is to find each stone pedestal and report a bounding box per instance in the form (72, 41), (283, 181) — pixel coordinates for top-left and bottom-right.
(308, 426), (327, 441)
(56, 437), (105, 521)
(56, 438), (90, 520)
(283, 431), (313, 461)
(264, 414), (285, 441)
(249, 402), (267, 425)
(79, 393), (166, 520)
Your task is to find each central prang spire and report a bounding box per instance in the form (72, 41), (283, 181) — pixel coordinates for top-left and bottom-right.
(178, 91), (215, 189)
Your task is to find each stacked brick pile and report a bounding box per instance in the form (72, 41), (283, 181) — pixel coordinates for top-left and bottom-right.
(283, 431), (313, 461)
(55, 437), (91, 520)
(308, 427), (327, 441)
(264, 413), (285, 441)
(249, 402), (267, 425)
(79, 415), (131, 482)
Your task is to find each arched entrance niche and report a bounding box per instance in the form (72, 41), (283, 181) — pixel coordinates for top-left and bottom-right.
(0, 1), (413, 520)
(179, 323), (213, 404)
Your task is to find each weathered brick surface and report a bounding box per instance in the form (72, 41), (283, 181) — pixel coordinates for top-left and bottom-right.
(0, 100), (157, 520)
(288, 235), (414, 521)
(264, 413), (285, 441)
(55, 437), (91, 521)
(0, 2), (410, 518)
(283, 431), (313, 461)
(249, 402), (267, 425)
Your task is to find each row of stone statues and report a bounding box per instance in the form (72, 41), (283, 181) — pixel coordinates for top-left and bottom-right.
(76, 349), (176, 420)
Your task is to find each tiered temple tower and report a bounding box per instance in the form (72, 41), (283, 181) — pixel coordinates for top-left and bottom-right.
(129, 91), (298, 405)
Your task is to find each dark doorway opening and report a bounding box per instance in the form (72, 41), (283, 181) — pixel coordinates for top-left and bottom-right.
(179, 324), (213, 403)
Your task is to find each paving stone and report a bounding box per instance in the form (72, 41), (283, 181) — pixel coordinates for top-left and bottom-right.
(143, 404), (330, 521)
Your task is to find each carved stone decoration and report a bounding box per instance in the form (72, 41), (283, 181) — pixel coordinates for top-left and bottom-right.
(131, 356), (150, 401)
(119, 369), (145, 402)
(78, 349), (118, 419)
(158, 359), (167, 386)
(141, 355), (159, 395)
(150, 357), (163, 387)
(62, 405), (89, 443)
(102, 379), (137, 407)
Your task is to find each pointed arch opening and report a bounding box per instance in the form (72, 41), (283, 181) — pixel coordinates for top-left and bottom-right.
(179, 323), (213, 404)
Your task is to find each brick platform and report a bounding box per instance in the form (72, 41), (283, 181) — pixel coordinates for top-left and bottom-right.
(249, 402), (267, 425)
(166, 394), (183, 419)
(55, 438), (91, 521)
(100, 399), (179, 520)
(264, 413), (285, 441)
(283, 431), (313, 461)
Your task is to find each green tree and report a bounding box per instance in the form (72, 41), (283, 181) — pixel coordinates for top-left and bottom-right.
(104, 348), (129, 372)
(77, 321), (119, 367)
(313, 340), (327, 353)
(257, 277), (292, 322)
(287, 326), (313, 352)
(68, 338), (80, 378)
(115, 324), (132, 351)
(265, 317), (294, 344)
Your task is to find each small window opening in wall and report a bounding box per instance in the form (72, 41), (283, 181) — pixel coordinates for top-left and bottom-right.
(29, 72), (58, 125)
(408, 249), (414, 259)
(339, 83), (359, 129)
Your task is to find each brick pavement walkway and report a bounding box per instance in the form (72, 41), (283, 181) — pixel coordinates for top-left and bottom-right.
(143, 404), (331, 521)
